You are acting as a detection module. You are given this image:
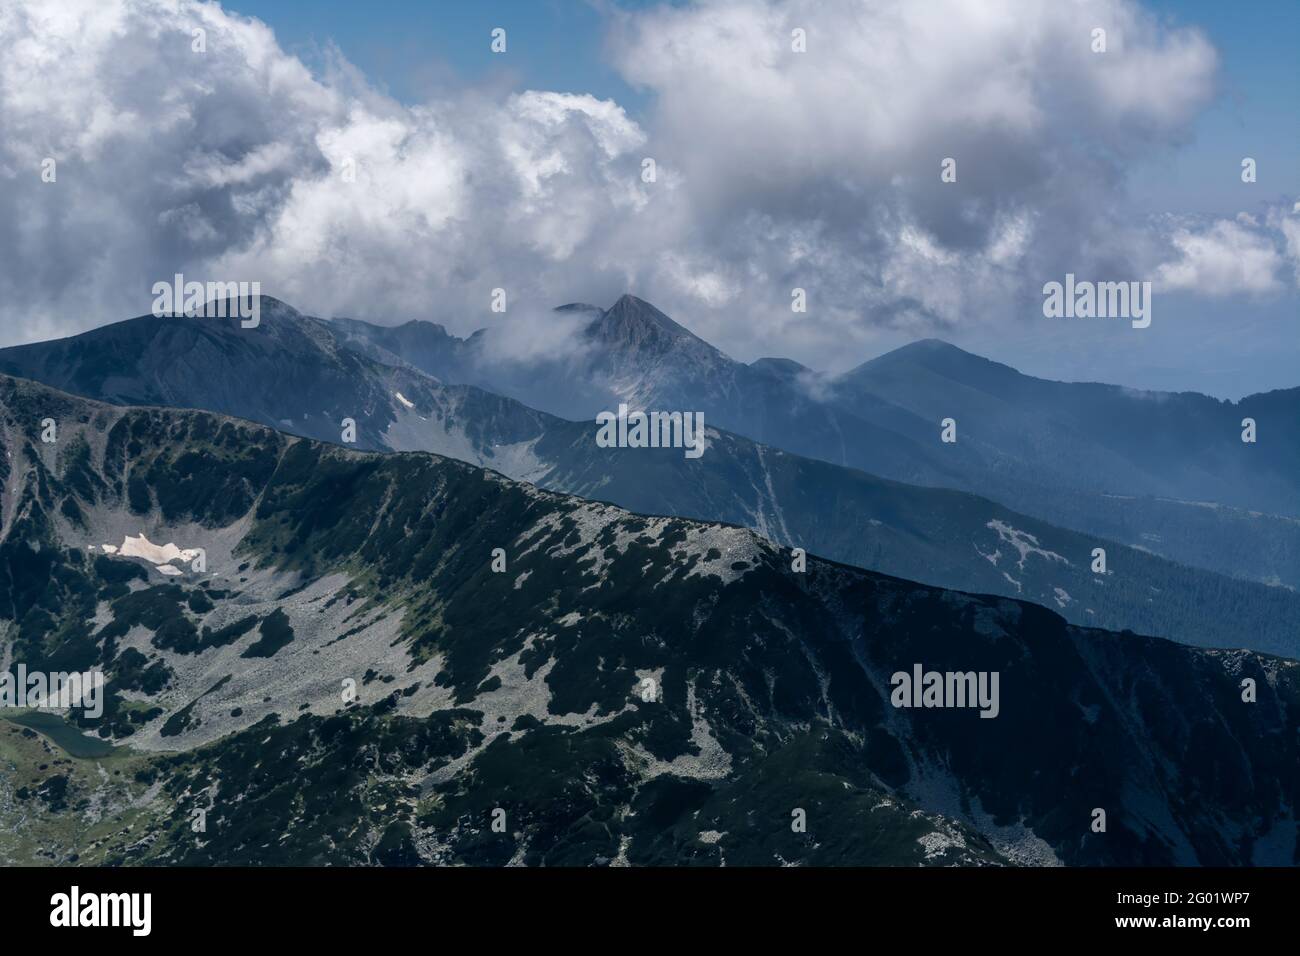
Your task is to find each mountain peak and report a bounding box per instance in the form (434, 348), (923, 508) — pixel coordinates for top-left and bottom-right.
(841, 337), (988, 380)
(586, 294), (717, 359)
(892, 337), (965, 355)
(183, 293), (301, 321)
(750, 356), (809, 379)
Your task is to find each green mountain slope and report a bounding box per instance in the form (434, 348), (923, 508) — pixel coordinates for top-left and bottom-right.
(1, 375), (1295, 866)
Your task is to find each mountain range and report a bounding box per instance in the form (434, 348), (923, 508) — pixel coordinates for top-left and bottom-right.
(1, 374), (1295, 866)
(1, 297), (1295, 656)
(336, 295), (1300, 586)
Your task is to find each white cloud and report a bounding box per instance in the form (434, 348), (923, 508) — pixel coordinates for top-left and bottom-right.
(0, 0), (653, 342)
(1155, 218), (1286, 297)
(596, 0), (1242, 360)
(1270, 204), (1300, 285)
(0, 0), (1289, 375)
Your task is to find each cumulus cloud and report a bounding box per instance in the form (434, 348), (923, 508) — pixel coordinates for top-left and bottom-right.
(605, 0), (1228, 355)
(0, 0), (336, 341)
(0, 0), (1289, 373)
(0, 0), (651, 344)
(1154, 217), (1287, 297)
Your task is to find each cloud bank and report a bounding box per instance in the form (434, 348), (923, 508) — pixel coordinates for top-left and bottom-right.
(0, 0), (1296, 370)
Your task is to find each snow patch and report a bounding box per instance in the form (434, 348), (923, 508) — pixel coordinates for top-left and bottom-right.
(94, 532), (202, 572)
(986, 520), (1069, 570)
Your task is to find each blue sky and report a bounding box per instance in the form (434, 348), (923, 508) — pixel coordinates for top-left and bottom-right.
(1134, 0), (1300, 214)
(238, 0), (653, 110)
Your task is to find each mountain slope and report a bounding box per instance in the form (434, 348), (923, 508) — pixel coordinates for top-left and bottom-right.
(337, 294), (973, 487)
(533, 424), (1300, 656)
(330, 296), (1300, 586)
(0, 375), (1296, 866)
(0, 300), (558, 465)
(0, 299), (440, 445)
(2, 304), (1297, 652)
(835, 337), (1300, 523)
(1, 304), (1295, 654)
